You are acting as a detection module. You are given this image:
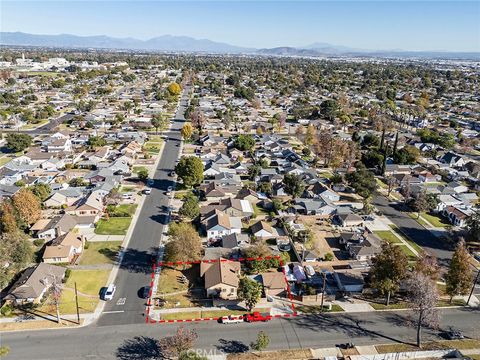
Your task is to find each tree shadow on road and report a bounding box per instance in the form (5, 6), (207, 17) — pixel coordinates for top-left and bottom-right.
(215, 339), (249, 353)
(116, 336), (162, 360)
(290, 313), (416, 346)
(119, 247), (158, 274)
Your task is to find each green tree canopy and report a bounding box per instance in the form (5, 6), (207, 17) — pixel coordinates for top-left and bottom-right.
(234, 134), (256, 151)
(31, 183), (52, 202)
(5, 133), (32, 152)
(345, 163), (377, 198)
(238, 277), (262, 311)
(87, 136), (107, 148)
(179, 193), (200, 219)
(445, 240), (473, 302)
(175, 156), (204, 187)
(283, 173), (305, 200)
(369, 242), (409, 305)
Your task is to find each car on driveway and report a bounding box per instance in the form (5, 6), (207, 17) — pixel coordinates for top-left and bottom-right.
(166, 186), (173, 195)
(103, 284), (116, 300)
(143, 188), (152, 195)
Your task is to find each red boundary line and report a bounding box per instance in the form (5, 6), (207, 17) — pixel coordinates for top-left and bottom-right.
(146, 256), (298, 324)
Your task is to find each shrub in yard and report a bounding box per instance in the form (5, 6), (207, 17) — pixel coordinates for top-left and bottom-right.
(1, 304), (13, 316)
(33, 239), (44, 247)
(63, 268), (72, 283)
(324, 253), (334, 261)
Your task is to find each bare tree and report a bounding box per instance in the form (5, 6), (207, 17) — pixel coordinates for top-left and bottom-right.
(159, 326), (198, 359)
(49, 274), (63, 324)
(406, 272), (440, 347)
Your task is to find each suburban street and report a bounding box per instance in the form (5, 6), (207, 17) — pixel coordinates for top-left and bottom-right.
(372, 195), (454, 267)
(2, 308), (479, 359)
(96, 89), (190, 326)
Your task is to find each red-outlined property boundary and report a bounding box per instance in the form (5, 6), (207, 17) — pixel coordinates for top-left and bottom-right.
(145, 255), (298, 324)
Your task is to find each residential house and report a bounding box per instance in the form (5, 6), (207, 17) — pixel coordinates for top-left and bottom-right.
(447, 181), (469, 194)
(250, 221), (274, 238)
(65, 192), (104, 219)
(335, 213), (364, 228)
(43, 232), (85, 264)
(443, 206), (473, 227)
(440, 152), (466, 168)
(219, 198), (254, 219)
(4, 263), (66, 305)
(201, 259), (241, 300)
(236, 187), (262, 205)
(30, 214), (77, 239)
(260, 271), (287, 297)
(220, 233), (250, 249)
(334, 271), (365, 293)
(293, 198), (336, 217)
(204, 210), (242, 239)
(46, 137), (72, 153)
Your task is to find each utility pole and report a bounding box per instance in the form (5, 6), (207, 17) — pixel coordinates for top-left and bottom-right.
(321, 272), (326, 312)
(74, 282), (80, 324)
(467, 269), (480, 306)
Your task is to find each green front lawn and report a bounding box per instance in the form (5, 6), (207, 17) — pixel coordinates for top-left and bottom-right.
(408, 212), (430, 227)
(296, 304), (344, 313)
(37, 269), (110, 315)
(421, 212), (450, 228)
(65, 269), (110, 295)
(0, 157), (12, 167)
(94, 217), (132, 235)
(374, 231), (403, 244)
(369, 297), (465, 310)
(144, 141), (163, 154)
(79, 241), (122, 265)
(107, 204), (137, 217)
(133, 166), (148, 174)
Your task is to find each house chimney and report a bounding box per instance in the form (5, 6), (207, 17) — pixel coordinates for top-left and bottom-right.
(55, 226), (61, 237)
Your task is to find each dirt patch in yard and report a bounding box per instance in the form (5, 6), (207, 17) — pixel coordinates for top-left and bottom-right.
(227, 349), (313, 360)
(0, 319), (84, 332)
(299, 216), (337, 260)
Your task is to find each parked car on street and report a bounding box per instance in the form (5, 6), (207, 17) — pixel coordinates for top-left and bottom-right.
(244, 312), (271, 322)
(220, 315), (244, 324)
(103, 284), (116, 300)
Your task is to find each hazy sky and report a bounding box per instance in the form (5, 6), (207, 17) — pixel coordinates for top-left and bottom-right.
(2, 1), (479, 52)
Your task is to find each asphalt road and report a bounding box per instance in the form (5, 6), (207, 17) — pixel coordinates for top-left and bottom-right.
(96, 89), (189, 327)
(373, 195), (454, 268)
(2, 308), (479, 359)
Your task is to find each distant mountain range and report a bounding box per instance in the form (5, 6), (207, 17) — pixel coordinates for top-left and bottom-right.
(1, 32), (479, 60)
(0, 32), (252, 53)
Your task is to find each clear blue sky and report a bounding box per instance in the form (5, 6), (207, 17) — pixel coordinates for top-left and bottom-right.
(2, 1), (479, 52)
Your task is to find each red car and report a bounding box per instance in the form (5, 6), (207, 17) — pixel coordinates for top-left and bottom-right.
(244, 312), (272, 322)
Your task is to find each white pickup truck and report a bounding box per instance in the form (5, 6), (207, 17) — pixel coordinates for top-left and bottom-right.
(220, 315), (244, 324)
